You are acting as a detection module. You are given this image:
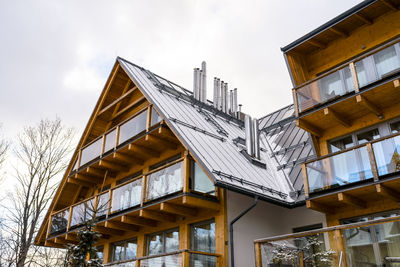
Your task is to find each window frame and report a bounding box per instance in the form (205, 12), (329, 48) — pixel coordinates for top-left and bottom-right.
(146, 227), (180, 256)
(110, 238), (138, 263)
(190, 219), (216, 254)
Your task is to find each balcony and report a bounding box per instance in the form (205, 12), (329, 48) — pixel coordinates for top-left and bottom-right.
(254, 215), (400, 267)
(103, 250), (220, 267)
(294, 37), (400, 135)
(47, 158), (219, 240)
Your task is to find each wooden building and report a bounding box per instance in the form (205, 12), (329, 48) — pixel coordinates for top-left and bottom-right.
(255, 0), (400, 266)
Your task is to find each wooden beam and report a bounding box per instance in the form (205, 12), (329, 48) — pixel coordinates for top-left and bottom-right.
(182, 196), (220, 211)
(337, 192), (366, 208)
(376, 184), (400, 202)
(160, 202), (197, 217)
(324, 108), (351, 127)
(157, 127), (178, 144)
(306, 200), (331, 213)
(98, 160), (129, 173)
(121, 215), (158, 227)
(74, 173), (103, 184)
(67, 178), (94, 188)
(329, 27), (348, 38)
(356, 95), (383, 119)
(394, 79), (400, 88)
(65, 233), (78, 242)
(145, 135), (177, 150)
(44, 240), (64, 249)
(111, 95), (146, 120)
(307, 39), (326, 49)
(128, 144), (160, 158)
(296, 119), (322, 137)
(355, 13), (372, 25)
(54, 237), (74, 245)
(139, 209), (176, 222)
(94, 226), (125, 236)
(104, 221), (139, 232)
(86, 167), (106, 177)
(380, 0), (398, 11)
(113, 152), (144, 165)
(98, 87), (137, 116)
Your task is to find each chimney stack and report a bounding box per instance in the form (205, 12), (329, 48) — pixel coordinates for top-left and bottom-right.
(244, 115), (260, 159)
(213, 77), (218, 108)
(193, 68), (200, 100)
(233, 88), (238, 115)
(201, 61), (207, 103)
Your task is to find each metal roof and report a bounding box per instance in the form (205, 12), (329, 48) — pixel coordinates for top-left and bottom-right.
(118, 57), (311, 205)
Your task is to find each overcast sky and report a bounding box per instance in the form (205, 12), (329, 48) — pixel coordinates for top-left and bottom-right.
(0, 0), (363, 140)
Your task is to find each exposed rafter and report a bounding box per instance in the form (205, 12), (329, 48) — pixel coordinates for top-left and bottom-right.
(380, 0), (398, 11)
(139, 209), (176, 222)
(98, 86), (137, 116)
(324, 107), (351, 127)
(121, 215), (158, 227)
(355, 13), (372, 25)
(376, 184), (400, 202)
(329, 27), (348, 38)
(307, 39), (326, 49)
(160, 202), (197, 217)
(356, 95), (383, 119)
(296, 119), (322, 137)
(337, 192), (366, 208)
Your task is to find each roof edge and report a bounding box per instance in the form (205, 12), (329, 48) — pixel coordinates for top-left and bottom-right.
(281, 0), (377, 53)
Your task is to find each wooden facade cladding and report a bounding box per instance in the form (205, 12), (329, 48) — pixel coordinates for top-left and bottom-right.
(36, 61), (229, 266)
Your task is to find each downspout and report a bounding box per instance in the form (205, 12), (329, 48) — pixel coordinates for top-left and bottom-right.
(229, 196), (258, 267)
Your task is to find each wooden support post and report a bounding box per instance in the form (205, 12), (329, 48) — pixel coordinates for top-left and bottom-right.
(349, 62), (360, 92)
(356, 95), (383, 119)
(254, 243), (262, 267)
(146, 105), (152, 131)
(324, 108), (351, 127)
(141, 172), (148, 206)
(366, 143), (379, 181)
(67, 206), (73, 231)
(301, 164), (310, 198)
(292, 89), (299, 117)
(306, 200), (331, 213)
(337, 192), (366, 208)
(183, 152), (190, 193)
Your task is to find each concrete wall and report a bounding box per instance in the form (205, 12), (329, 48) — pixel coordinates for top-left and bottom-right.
(226, 191), (326, 267)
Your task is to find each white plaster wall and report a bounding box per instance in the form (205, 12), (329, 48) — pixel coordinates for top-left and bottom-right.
(226, 191), (326, 267)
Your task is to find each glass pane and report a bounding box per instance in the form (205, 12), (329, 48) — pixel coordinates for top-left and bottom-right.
(108, 261), (136, 267)
(119, 110), (148, 145)
(343, 226), (377, 266)
(126, 240), (138, 260)
(112, 243), (125, 262)
(189, 253), (217, 267)
(373, 135), (400, 176)
(356, 56), (379, 88)
(151, 107), (162, 126)
(71, 202), (86, 227)
(97, 192), (109, 217)
(390, 121), (400, 134)
(80, 138), (103, 166)
(329, 135), (354, 153)
(165, 230), (179, 253)
(104, 128), (117, 153)
(96, 246), (104, 261)
(50, 209), (69, 234)
(306, 146), (372, 193)
(147, 233), (163, 256)
(192, 221), (215, 253)
(375, 221), (400, 266)
(140, 254), (181, 267)
(356, 128), (380, 144)
(319, 71), (344, 103)
(111, 178), (142, 213)
(374, 45), (400, 78)
(146, 162), (182, 201)
(192, 162), (214, 195)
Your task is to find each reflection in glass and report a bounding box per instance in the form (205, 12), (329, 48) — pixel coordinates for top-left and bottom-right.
(50, 210), (69, 234)
(374, 45), (400, 78)
(96, 192), (109, 218)
(80, 138), (103, 166)
(111, 178), (142, 213)
(146, 162), (182, 201)
(192, 220), (215, 253)
(140, 254), (181, 267)
(329, 135), (354, 153)
(390, 121), (400, 134)
(189, 254), (217, 267)
(111, 239), (137, 262)
(147, 229), (179, 256)
(373, 135), (400, 176)
(192, 162), (214, 195)
(119, 110), (148, 145)
(104, 128), (117, 153)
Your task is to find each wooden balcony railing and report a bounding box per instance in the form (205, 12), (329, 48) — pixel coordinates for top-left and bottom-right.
(72, 105), (162, 171)
(254, 215), (400, 267)
(293, 37), (400, 115)
(302, 131), (400, 197)
(103, 250), (221, 267)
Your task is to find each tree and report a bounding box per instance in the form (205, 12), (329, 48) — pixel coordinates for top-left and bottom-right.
(0, 124), (8, 183)
(1, 118), (74, 267)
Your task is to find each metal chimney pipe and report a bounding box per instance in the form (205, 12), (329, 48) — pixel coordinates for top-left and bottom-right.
(229, 90), (233, 115)
(217, 79), (222, 110)
(221, 81), (226, 112)
(213, 77), (218, 108)
(244, 115), (254, 156)
(198, 70), (203, 101)
(201, 61), (207, 103)
(253, 118), (260, 159)
(193, 68), (200, 100)
(233, 88), (238, 114)
(223, 83), (228, 113)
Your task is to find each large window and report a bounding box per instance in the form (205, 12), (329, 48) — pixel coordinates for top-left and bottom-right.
(147, 228), (179, 256)
(111, 177), (142, 213)
(146, 161), (182, 201)
(111, 239), (137, 262)
(191, 161), (215, 195)
(190, 220), (216, 267)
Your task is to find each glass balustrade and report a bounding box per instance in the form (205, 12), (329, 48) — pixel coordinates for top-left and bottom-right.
(106, 261), (136, 267)
(150, 107), (162, 126)
(97, 192), (110, 218)
(104, 128), (117, 153)
(306, 146), (372, 193)
(373, 134), (400, 176)
(139, 253), (182, 267)
(189, 253), (218, 267)
(70, 198), (95, 227)
(111, 178), (142, 213)
(50, 209), (70, 234)
(119, 110), (148, 145)
(146, 162), (183, 201)
(296, 66), (354, 112)
(80, 138), (103, 166)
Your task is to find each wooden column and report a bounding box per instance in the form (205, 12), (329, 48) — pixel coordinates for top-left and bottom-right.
(301, 164), (310, 198)
(102, 243), (110, 264)
(254, 242), (262, 267)
(180, 224), (190, 266)
(183, 151), (190, 193)
(349, 62), (360, 93)
(366, 143), (379, 181)
(215, 189), (228, 267)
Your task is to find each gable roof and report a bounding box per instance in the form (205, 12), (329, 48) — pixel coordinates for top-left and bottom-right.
(118, 57), (304, 205)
